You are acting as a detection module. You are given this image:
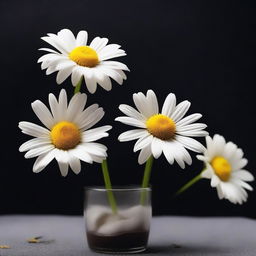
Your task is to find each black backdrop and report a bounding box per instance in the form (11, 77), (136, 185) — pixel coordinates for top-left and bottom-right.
(0, 0), (255, 217)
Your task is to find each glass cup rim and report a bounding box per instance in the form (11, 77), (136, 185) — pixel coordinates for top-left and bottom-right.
(84, 185), (151, 192)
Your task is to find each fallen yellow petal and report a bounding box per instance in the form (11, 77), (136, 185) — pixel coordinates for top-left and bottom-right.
(0, 245), (10, 249)
(27, 236), (42, 243)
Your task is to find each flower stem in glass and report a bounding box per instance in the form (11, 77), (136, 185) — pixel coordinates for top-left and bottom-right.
(74, 77), (83, 94)
(140, 155), (154, 205)
(101, 159), (118, 214)
(175, 172), (202, 196)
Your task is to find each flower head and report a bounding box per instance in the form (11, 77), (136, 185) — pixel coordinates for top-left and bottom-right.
(19, 89), (112, 176)
(38, 29), (129, 93)
(115, 90), (208, 168)
(197, 134), (254, 204)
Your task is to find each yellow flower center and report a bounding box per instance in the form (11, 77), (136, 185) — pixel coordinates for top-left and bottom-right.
(51, 121), (81, 150)
(211, 156), (232, 182)
(146, 114), (176, 140)
(69, 46), (99, 67)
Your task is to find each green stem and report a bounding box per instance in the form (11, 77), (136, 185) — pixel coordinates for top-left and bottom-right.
(74, 77), (83, 94)
(140, 156), (154, 204)
(101, 160), (118, 214)
(175, 172), (202, 196)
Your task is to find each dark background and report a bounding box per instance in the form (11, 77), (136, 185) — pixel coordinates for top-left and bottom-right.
(0, 0), (255, 217)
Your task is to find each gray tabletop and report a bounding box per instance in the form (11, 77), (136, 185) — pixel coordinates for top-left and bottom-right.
(0, 215), (255, 256)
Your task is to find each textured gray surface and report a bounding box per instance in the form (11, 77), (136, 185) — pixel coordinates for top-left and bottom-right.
(0, 215), (256, 256)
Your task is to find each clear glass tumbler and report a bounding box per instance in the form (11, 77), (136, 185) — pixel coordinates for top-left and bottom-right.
(84, 187), (152, 254)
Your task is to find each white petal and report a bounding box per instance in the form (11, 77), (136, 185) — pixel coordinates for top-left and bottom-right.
(67, 93), (87, 121)
(31, 100), (54, 129)
(49, 93), (60, 121)
(96, 73), (112, 91)
(114, 69), (127, 80)
(133, 92), (155, 117)
(69, 145), (93, 164)
(98, 44), (121, 54)
(176, 130), (208, 137)
(57, 29), (76, 51)
(171, 100), (191, 122)
(220, 182), (247, 204)
(138, 145), (152, 165)
(205, 136), (215, 159)
(179, 145), (193, 165)
(100, 61), (130, 71)
(223, 141), (238, 159)
(45, 65), (57, 75)
(41, 35), (69, 54)
(118, 104), (146, 121)
(161, 93), (176, 117)
(216, 185), (224, 199)
(25, 145), (54, 159)
(118, 129), (148, 142)
(175, 113), (202, 127)
(58, 161), (69, 177)
(98, 44), (126, 60)
(90, 37), (109, 52)
(68, 153), (81, 174)
(71, 67), (83, 86)
(211, 175), (220, 187)
(233, 170), (254, 181)
(74, 103), (98, 127)
(237, 158), (248, 169)
(196, 155), (210, 163)
(151, 137), (163, 159)
(55, 60), (75, 70)
(176, 123), (207, 132)
(146, 90), (159, 115)
(162, 141), (175, 165)
(59, 89), (68, 107)
(90, 154), (106, 163)
(201, 168), (213, 179)
(134, 134), (153, 152)
(232, 178), (253, 191)
(38, 48), (59, 54)
(41, 56), (68, 70)
(82, 125), (112, 142)
(55, 150), (69, 177)
(19, 138), (51, 152)
(164, 141), (186, 169)
(56, 66), (74, 84)
(115, 117), (146, 128)
(33, 149), (56, 173)
(19, 121), (50, 138)
(84, 72), (97, 94)
(81, 143), (107, 157)
(212, 134), (226, 156)
(175, 135), (205, 153)
(76, 30), (88, 46)
(97, 66), (123, 85)
(38, 53), (59, 63)
(80, 107), (104, 131)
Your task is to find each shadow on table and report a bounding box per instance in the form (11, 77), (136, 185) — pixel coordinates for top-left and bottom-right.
(144, 244), (229, 255)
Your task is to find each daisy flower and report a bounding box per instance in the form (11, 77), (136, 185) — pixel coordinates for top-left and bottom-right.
(197, 134), (254, 204)
(18, 89), (112, 177)
(115, 90), (208, 168)
(38, 29), (129, 93)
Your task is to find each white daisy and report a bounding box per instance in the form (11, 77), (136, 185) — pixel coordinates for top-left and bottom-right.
(115, 90), (208, 168)
(38, 28), (129, 93)
(197, 134), (254, 204)
(18, 89), (112, 177)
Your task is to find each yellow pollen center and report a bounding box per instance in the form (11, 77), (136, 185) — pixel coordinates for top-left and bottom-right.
(146, 114), (176, 140)
(69, 46), (99, 67)
(211, 156), (232, 182)
(51, 121), (81, 150)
